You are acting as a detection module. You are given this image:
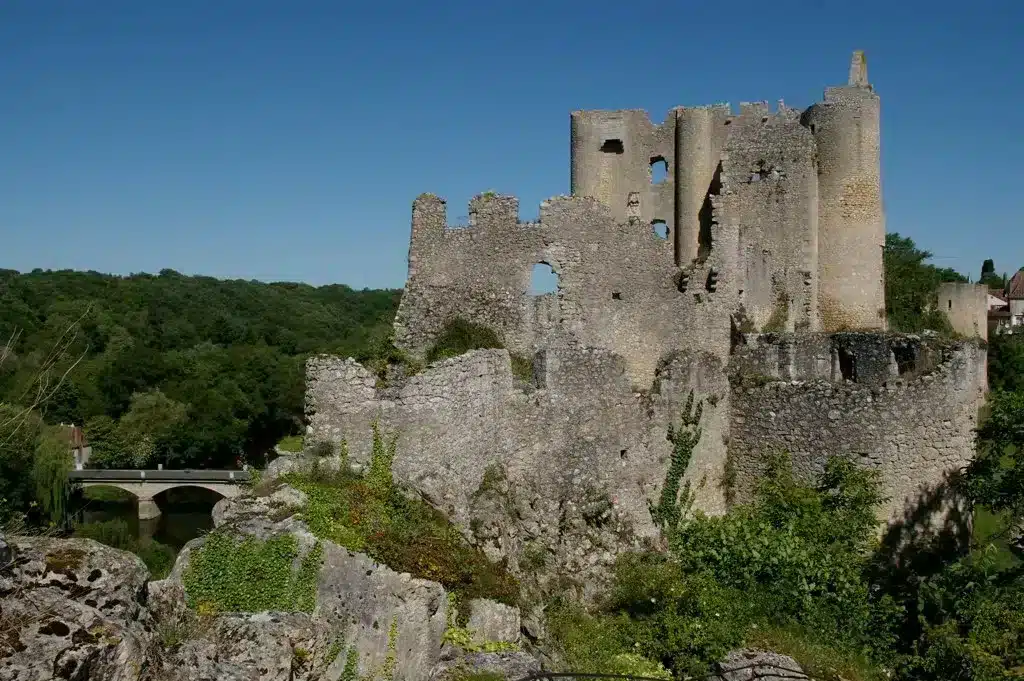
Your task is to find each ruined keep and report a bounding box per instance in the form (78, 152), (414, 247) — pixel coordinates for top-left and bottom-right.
(305, 53), (988, 592)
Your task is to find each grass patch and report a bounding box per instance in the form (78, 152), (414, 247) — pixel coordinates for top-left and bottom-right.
(276, 434), (304, 453)
(182, 532), (322, 613)
(284, 422), (518, 605)
(747, 624), (886, 681)
(509, 353), (534, 383)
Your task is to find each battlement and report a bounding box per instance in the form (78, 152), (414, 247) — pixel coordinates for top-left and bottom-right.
(411, 192), (617, 236)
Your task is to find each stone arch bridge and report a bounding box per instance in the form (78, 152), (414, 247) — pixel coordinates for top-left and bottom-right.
(69, 469), (251, 520)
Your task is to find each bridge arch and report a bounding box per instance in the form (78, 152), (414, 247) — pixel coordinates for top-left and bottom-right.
(77, 480), (243, 520)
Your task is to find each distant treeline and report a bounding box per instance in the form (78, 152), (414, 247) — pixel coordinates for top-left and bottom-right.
(0, 269), (400, 470)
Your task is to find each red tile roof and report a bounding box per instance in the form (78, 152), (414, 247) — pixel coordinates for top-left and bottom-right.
(1008, 271), (1024, 300)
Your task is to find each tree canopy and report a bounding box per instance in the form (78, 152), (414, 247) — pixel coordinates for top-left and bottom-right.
(0, 269), (400, 473)
(884, 233), (967, 333)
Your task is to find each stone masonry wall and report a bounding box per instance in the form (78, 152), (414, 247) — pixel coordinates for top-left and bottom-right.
(938, 282), (989, 340)
(393, 192), (739, 385)
(305, 347), (731, 596)
(728, 333), (987, 523)
(717, 103), (819, 332)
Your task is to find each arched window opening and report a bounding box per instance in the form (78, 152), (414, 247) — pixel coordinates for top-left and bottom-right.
(650, 157), (669, 184)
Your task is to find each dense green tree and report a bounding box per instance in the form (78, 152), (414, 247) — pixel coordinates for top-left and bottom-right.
(0, 269), (400, 471)
(988, 335), (1024, 394)
(884, 233), (967, 333)
(979, 259), (1008, 290)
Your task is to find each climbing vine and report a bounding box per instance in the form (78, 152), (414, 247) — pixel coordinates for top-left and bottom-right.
(649, 390), (703, 538)
(182, 532), (322, 613)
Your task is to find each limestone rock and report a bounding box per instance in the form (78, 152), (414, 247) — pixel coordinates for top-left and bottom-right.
(714, 649), (808, 681)
(150, 612), (328, 681)
(159, 491), (450, 681)
(467, 598), (520, 645)
(430, 649), (541, 681)
(211, 484), (307, 531)
(316, 540), (448, 681)
(0, 537), (152, 681)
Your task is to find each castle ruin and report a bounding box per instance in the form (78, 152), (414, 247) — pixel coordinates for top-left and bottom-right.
(306, 53), (988, 592)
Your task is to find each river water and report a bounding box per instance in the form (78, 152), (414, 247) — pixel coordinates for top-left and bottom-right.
(70, 486), (219, 550)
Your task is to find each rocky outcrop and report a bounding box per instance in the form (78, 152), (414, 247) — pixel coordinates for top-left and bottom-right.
(151, 611), (331, 681)
(713, 649), (808, 681)
(429, 649), (541, 681)
(0, 536), (151, 681)
(148, 487), (453, 681)
(0, 480), (540, 681)
(467, 599), (520, 646)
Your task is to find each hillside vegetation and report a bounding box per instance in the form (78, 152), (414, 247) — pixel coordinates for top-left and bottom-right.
(0, 268), (400, 478)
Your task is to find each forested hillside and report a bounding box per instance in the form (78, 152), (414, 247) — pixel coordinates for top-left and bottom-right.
(0, 268), (400, 470)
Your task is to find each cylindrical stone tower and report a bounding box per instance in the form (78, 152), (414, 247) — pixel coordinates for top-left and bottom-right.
(674, 105), (728, 265)
(803, 51), (886, 331)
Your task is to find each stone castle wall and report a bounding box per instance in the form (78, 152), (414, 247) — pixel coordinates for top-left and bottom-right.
(728, 333), (987, 523)
(938, 282), (989, 341)
(393, 193), (738, 385)
(304, 332), (986, 584)
(305, 346), (731, 593)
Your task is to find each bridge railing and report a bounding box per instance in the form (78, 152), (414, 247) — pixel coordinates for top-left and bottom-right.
(68, 469), (251, 483)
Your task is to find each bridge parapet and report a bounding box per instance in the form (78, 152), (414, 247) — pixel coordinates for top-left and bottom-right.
(70, 469), (250, 520)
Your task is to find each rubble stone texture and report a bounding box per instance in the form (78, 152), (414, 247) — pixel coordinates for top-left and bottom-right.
(0, 537), (152, 681)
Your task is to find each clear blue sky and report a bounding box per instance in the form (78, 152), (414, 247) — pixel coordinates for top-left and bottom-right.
(2, 0), (1021, 290)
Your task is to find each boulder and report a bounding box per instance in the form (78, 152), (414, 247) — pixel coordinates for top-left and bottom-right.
(314, 540), (448, 681)
(714, 649), (808, 681)
(430, 649), (541, 681)
(0, 537), (152, 681)
(157, 491), (450, 681)
(149, 612), (329, 681)
(467, 599), (520, 645)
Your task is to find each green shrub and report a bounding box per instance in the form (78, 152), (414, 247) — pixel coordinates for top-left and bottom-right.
(182, 532), (322, 613)
(285, 422), (518, 605)
(670, 454), (898, 650)
(426, 318), (504, 364)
